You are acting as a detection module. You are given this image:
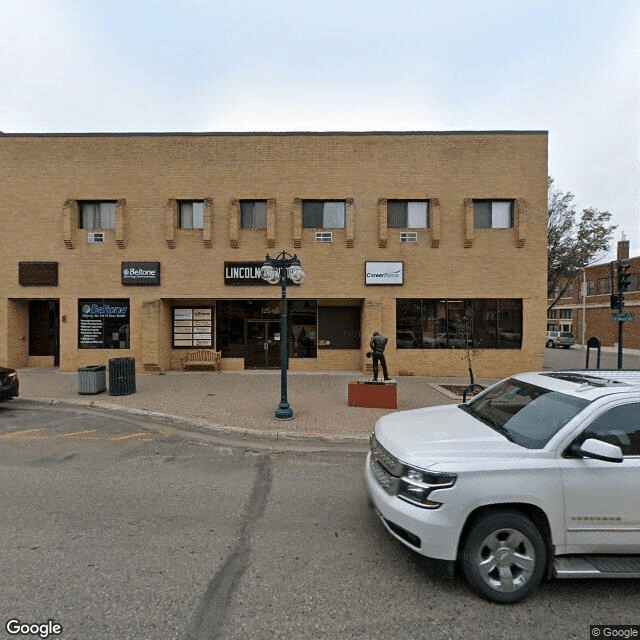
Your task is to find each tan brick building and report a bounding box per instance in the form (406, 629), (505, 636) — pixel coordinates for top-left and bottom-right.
(0, 131), (548, 376)
(547, 239), (640, 350)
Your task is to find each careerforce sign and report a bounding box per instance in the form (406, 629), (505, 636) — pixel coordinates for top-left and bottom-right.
(365, 261), (404, 285)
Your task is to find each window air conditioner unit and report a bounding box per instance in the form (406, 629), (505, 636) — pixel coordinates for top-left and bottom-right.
(88, 232), (105, 243)
(315, 232), (333, 243)
(400, 232), (418, 243)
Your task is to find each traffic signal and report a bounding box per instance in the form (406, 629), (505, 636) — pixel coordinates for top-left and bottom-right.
(610, 293), (622, 309)
(617, 260), (631, 292)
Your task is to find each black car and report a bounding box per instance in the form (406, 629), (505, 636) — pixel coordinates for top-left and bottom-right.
(0, 366), (19, 402)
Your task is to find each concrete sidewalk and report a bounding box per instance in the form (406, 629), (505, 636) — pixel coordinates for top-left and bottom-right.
(14, 368), (490, 445)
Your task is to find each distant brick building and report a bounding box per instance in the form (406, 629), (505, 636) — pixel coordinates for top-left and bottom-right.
(547, 239), (640, 350)
(1, 131), (548, 376)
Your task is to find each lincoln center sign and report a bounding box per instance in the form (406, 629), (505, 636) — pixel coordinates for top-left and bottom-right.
(224, 262), (300, 286)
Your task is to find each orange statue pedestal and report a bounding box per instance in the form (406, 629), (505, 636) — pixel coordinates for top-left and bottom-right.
(348, 380), (397, 409)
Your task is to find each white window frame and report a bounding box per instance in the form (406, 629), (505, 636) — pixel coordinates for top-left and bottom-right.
(474, 200), (514, 229)
(79, 201), (116, 229)
(179, 200), (204, 229)
(302, 200), (346, 229)
(240, 200), (267, 230)
(387, 200), (429, 229)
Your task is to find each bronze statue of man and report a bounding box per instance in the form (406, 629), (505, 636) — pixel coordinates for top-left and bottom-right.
(370, 331), (390, 381)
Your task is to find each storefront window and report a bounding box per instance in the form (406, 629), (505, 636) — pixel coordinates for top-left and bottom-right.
(172, 307), (213, 348)
(78, 299), (130, 349)
(396, 299), (523, 349)
(290, 300), (317, 357)
(318, 307), (361, 349)
(216, 300), (318, 359)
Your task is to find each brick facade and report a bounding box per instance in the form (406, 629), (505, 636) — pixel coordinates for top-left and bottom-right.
(0, 131), (548, 376)
(547, 241), (640, 351)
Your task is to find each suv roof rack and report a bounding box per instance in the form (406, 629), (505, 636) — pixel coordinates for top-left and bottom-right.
(543, 370), (640, 388)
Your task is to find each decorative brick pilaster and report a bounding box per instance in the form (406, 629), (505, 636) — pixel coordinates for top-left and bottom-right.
(293, 198), (302, 249)
(62, 199), (77, 249)
(115, 199), (126, 249)
(464, 198), (474, 248)
(378, 198), (387, 248)
(203, 198), (213, 248)
(141, 299), (161, 372)
(430, 197), (440, 248)
(346, 198), (355, 248)
(166, 199), (177, 248)
(229, 199), (239, 248)
(515, 198), (527, 248)
(267, 198), (276, 248)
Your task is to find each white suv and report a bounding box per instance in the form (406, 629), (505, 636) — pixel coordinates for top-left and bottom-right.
(365, 370), (640, 603)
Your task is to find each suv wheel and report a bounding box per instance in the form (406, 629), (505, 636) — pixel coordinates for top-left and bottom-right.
(461, 510), (546, 604)
(546, 340), (555, 348)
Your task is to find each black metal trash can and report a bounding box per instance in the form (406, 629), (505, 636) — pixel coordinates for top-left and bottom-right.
(108, 357), (136, 396)
(78, 365), (107, 395)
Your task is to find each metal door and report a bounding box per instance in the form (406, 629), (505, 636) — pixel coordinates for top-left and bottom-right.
(29, 300), (60, 366)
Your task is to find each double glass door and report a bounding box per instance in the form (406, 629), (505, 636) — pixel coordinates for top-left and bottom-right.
(245, 320), (281, 369)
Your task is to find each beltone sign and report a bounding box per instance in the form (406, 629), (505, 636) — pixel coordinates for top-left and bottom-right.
(365, 261), (404, 285)
(121, 262), (160, 285)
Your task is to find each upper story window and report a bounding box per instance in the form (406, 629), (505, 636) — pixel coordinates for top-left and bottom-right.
(79, 201), (116, 229)
(474, 200), (514, 229)
(241, 200), (267, 229)
(387, 200), (429, 228)
(597, 277), (612, 294)
(586, 280), (595, 295)
(302, 200), (345, 229)
(179, 200), (204, 229)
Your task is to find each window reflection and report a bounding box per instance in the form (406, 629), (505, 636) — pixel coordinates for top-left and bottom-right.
(396, 299), (523, 349)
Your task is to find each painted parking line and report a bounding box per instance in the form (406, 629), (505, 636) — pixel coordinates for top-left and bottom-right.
(58, 429), (100, 438)
(0, 427), (172, 443)
(112, 432), (154, 441)
(0, 428), (48, 440)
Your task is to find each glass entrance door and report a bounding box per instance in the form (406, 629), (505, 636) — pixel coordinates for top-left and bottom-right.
(245, 320), (281, 369)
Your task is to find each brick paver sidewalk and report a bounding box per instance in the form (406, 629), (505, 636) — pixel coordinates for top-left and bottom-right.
(15, 368), (485, 444)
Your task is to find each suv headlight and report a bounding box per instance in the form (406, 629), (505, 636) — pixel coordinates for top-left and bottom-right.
(370, 434), (457, 509)
(398, 466), (457, 508)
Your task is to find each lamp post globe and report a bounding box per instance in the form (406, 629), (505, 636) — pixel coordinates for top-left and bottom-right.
(260, 251), (305, 420)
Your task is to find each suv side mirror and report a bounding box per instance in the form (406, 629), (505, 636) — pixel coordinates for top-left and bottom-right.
(570, 438), (623, 463)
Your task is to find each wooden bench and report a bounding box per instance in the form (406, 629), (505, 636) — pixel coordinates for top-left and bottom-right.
(180, 349), (221, 372)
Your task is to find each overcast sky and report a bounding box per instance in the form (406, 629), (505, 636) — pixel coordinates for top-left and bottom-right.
(2, 0), (638, 259)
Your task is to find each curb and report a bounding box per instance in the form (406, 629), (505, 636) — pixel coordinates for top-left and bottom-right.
(22, 396), (372, 449)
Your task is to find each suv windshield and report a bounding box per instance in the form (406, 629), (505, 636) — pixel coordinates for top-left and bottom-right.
(463, 378), (590, 448)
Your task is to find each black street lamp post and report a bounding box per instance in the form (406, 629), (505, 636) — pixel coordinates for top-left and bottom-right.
(260, 251), (305, 420)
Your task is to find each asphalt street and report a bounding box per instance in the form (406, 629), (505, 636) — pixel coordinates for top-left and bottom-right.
(1, 401), (639, 640)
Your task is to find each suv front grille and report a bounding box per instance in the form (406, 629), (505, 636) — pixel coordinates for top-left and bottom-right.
(371, 437), (403, 476)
